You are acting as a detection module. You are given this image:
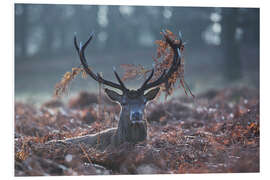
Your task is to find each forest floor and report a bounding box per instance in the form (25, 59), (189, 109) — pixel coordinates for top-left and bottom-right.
(14, 86), (259, 175)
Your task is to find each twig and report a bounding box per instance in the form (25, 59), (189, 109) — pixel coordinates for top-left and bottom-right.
(79, 143), (92, 164)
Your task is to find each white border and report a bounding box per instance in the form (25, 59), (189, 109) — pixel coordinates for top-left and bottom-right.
(2, 0), (269, 180)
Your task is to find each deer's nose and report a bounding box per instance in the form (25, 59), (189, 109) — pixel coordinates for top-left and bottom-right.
(131, 111), (143, 121)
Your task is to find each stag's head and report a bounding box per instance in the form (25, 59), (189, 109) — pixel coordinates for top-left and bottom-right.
(104, 88), (159, 124)
(74, 30), (183, 143)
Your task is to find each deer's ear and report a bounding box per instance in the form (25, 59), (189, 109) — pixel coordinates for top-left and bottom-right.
(104, 88), (122, 102)
(144, 87), (160, 101)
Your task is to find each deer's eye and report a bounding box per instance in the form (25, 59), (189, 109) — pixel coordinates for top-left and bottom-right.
(143, 99), (147, 104)
(121, 99), (127, 105)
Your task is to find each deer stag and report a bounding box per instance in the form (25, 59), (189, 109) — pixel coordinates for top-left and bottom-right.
(50, 30), (183, 149)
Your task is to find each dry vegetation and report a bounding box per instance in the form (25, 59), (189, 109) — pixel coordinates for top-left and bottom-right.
(121, 30), (194, 99)
(15, 86), (259, 175)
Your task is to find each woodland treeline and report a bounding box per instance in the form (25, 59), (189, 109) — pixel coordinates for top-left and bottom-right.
(15, 4), (259, 81)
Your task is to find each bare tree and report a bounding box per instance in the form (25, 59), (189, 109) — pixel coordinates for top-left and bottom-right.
(220, 8), (241, 81)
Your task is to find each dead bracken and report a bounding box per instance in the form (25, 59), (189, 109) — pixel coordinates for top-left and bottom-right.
(120, 29), (194, 99)
(15, 86), (259, 175)
(54, 30), (194, 100)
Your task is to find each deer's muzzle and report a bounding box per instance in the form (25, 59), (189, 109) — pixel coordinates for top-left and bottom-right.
(130, 111), (143, 123)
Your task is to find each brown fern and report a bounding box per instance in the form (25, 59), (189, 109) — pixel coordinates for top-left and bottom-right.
(54, 67), (87, 97)
(120, 29), (194, 99)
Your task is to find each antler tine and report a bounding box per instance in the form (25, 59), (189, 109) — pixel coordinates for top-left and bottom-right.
(137, 30), (183, 92)
(74, 33), (126, 92)
(139, 69), (154, 89)
(74, 33), (79, 53)
(113, 66), (128, 91)
(139, 69), (167, 93)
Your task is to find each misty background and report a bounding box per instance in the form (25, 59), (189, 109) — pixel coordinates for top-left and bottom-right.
(15, 4), (259, 104)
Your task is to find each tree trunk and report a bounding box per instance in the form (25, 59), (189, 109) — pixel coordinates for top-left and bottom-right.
(221, 8), (242, 81)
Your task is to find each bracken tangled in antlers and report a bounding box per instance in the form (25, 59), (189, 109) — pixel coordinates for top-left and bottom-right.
(51, 30), (193, 148)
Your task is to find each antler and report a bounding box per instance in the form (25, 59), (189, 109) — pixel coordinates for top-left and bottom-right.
(74, 30), (183, 95)
(138, 30), (183, 93)
(74, 33), (128, 92)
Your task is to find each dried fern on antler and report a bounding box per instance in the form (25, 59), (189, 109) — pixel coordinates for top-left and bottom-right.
(54, 67), (87, 97)
(54, 29), (194, 99)
(121, 29), (194, 99)
(120, 64), (152, 81)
